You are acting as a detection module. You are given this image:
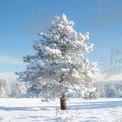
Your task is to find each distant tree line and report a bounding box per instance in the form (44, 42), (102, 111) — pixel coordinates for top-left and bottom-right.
(0, 79), (122, 98)
(0, 79), (26, 98)
(95, 82), (122, 98)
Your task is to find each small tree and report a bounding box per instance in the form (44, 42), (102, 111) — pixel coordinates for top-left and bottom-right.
(16, 14), (98, 108)
(11, 82), (26, 97)
(117, 88), (122, 97)
(0, 79), (11, 97)
(95, 82), (106, 97)
(106, 84), (118, 98)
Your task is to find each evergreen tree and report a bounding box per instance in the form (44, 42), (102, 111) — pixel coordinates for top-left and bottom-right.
(11, 82), (26, 97)
(0, 79), (11, 97)
(106, 84), (118, 98)
(16, 14), (98, 99)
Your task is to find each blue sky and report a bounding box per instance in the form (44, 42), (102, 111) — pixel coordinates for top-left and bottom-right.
(0, 0), (122, 75)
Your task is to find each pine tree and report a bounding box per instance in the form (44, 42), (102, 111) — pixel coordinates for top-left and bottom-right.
(16, 14), (98, 99)
(95, 82), (106, 97)
(11, 82), (26, 97)
(106, 84), (118, 98)
(0, 79), (11, 97)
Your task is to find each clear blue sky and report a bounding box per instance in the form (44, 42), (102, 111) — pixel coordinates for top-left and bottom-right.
(0, 0), (122, 73)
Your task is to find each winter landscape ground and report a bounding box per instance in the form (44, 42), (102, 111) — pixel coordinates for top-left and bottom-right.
(0, 98), (122, 122)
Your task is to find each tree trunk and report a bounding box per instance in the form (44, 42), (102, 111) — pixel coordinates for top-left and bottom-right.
(60, 93), (67, 110)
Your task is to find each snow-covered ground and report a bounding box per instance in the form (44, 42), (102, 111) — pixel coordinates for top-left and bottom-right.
(0, 98), (122, 122)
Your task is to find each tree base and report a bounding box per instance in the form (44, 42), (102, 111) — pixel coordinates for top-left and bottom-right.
(60, 94), (67, 110)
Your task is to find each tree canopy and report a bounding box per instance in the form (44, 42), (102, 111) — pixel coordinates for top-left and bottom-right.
(16, 14), (98, 98)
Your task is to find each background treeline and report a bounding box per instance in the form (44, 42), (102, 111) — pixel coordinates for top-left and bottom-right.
(0, 79), (122, 98)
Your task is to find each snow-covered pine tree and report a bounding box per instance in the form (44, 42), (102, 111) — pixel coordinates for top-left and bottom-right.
(0, 79), (11, 98)
(106, 84), (118, 98)
(16, 14), (98, 99)
(95, 82), (106, 97)
(11, 82), (27, 97)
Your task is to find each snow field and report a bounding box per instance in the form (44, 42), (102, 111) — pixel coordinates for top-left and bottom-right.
(0, 98), (122, 122)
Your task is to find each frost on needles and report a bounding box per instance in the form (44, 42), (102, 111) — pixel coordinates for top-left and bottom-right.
(16, 14), (98, 99)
